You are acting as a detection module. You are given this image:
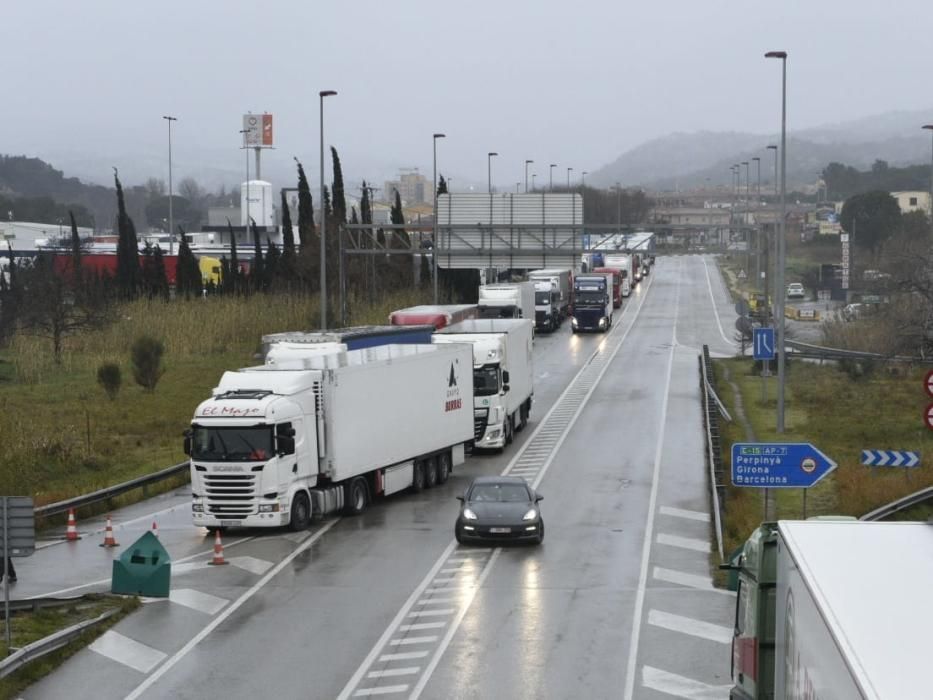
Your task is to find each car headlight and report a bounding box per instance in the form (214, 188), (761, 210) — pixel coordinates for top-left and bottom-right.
(522, 508), (538, 521)
(572, 317), (578, 326)
(463, 508), (478, 520)
(192, 503), (204, 513)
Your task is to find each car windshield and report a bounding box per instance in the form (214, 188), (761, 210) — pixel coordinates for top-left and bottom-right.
(535, 292), (551, 305)
(474, 365), (500, 396)
(191, 425), (273, 462)
(575, 290), (607, 305)
(469, 483), (530, 503)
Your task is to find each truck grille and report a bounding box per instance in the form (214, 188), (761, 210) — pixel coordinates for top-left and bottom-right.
(473, 408), (488, 441)
(204, 473), (257, 518)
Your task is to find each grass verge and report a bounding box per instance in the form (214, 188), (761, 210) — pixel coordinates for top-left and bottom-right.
(0, 594), (139, 698)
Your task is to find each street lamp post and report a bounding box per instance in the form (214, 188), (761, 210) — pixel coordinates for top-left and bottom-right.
(549, 164), (557, 192)
(765, 50), (788, 434)
(742, 161), (750, 275)
(163, 116), (177, 254)
(531, 174), (537, 192)
(487, 152), (498, 194)
(432, 133), (446, 304)
(524, 160), (533, 193)
(615, 182), (622, 230)
(923, 125), (933, 225)
(515, 182), (521, 193)
(753, 156), (761, 292)
(239, 128), (251, 247)
(319, 90), (337, 330)
(767, 145), (778, 322)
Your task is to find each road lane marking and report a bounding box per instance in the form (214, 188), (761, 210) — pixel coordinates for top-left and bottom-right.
(659, 506), (710, 522)
(700, 255), (736, 348)
(89, 630), (167, 674)
(653, 567), (734, 596)
(340, 275), (656, 700)
(642, 665), (732, 699)
(398, 622), (446, 632)
(389, 636), (438, 645)
(353, 684), (408, 696)
(623, 259), (681, 700)
(378, 651), (429, 662)
(168, 588), (228, 616)
(124, 518), (338, 700)
(647, 609), (732, 644)
(407, 608), (455, 618)
(227, 555), (274, 575)
(367, 668), (419, 679)
(657, 533), (711, 553)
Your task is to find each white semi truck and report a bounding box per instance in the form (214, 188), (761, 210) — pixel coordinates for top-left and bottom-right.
(729, 519), (933, 699)
(528, 268), (572, 329)
(603, 254), (634, 296)
(185, 343), (475, 530)
(433, 318), (534, 452)
(477, 282), (535, 323)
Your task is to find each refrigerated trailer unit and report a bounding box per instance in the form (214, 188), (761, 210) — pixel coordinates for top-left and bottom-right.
(388, 304), (477, 330)
(261, 325), (434, 359)
(527, 268), (571, 318)
(187, 343), (475, 530)
(433, 318), (534, 451)
(477, 282), (535, 322)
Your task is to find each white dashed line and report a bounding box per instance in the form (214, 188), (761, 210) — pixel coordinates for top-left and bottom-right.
(389, 636), (439, 646)
(642, 665), (732, 699)
(653, 567), (734, 596)
(407, 608), (455, 618)
(659, 506), (711, 522)
(398, 622), (447, 632)
(353, 684), (408, 696)
(168, 588), (228, 616)
(657, 533), (711, 553)
(227, 555), (274, 575)
(90, 631), (167, 674)
(378, 651), (429, 662)
(647, 609), (732, 644)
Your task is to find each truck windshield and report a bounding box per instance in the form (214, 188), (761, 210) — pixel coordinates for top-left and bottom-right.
(575, 290), (607, 306)
(535, 292), (551, 305)
(191, 425), (274, 462)
(473, 365), (500, 396)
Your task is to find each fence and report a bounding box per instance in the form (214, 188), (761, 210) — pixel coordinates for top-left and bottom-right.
(700, 345), (726, 561)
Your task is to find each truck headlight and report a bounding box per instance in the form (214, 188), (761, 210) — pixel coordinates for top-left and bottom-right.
(192, 503), (204, 513)
(259, 503), (280, 513)
(599, 317), (607, 327)
(572, 317), (578, 327)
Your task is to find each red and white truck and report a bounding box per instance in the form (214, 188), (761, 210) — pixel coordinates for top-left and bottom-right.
(389, 304), (477, 330)
(603, 254), (635, 296)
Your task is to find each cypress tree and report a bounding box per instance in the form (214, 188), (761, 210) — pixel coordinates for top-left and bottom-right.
(69, 210), (82, 290)
(295, 158), (318, 291)
(389, 190), (412, 288)
(227, 220), (240, 295)
(114, 170), (141, 299)
(251, 219), (265, 292)
(176, 233), (200, 299)
(265, 238), (280, 289)
(437, 175), (448, 195)
(330, 147), (347, 225)
(280, 189), (296, 282)
(152, 245), (169, 301)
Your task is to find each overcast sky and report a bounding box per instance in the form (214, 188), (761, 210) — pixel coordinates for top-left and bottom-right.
(4, 0), (932, 191)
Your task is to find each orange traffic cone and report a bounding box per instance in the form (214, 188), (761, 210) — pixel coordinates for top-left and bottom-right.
(151, 521), (159, 539)
(66, 508), (80, 541)
(99, 514), (119, 548)
(208, 530), (228, 566)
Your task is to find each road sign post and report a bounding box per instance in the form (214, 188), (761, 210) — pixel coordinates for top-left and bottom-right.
(1, 496), (35, 648)
(753, 328), (775, 406)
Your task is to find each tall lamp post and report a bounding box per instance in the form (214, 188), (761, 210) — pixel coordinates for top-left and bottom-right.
(752, 156), (761, 292)
(549, 164), (557, 192)
(765, 50), (788, 433)
(923, 125), (933, 225)
(524, 159), (533, 193)
(766, 145), (778, 321)
(162, 116), (177, 254)
(239, 128), (251, 246)
(487, 152), (498, 193)
(319, 90), (337, 330)
(432, 132), (446, 304)
(531, 174), (537, 192)
(566, 167), (573, 189)
(615, 182), (622, 230)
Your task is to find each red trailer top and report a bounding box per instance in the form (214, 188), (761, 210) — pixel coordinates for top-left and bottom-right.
(389, 304), (478, 330)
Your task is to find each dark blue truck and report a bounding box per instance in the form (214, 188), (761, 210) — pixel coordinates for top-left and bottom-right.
(571, 273), (613, 333)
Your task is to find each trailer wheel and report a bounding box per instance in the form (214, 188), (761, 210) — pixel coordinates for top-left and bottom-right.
(424, 456), (438, 488)
(288, 491), (311, 531)
(505, 415), (514, 446)
(412, 461), (426, 492)
(344, 477), (368, 515)
(436, 452), (451, 484)
(518, 403), (529, 431)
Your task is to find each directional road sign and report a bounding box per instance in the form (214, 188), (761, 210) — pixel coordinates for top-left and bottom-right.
(861, 450), (920, 468)
(0, 497), (35, 557)
(753, 327), (775, 361)
(731, 443), (837, 489)
(925, 369), (933, 398)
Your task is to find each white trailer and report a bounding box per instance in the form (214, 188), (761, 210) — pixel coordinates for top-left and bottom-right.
(603, 254), (635, 296)
(477, 282), (535, 323)
(433, 318), (534, 452)
(186, 343), (475, 530)
(527, 268), (571, 317)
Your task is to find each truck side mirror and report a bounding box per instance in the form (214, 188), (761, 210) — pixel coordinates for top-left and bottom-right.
(502, 370), (510, 384)
(183, 429), (192, 456)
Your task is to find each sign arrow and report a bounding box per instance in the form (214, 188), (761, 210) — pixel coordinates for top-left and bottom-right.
(731, 442), (836, 489)
(861, 449), (921, 468)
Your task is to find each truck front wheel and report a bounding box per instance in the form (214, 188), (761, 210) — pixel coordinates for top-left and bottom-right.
(344, 477), (368, 515)
(289, 492), (311, 531)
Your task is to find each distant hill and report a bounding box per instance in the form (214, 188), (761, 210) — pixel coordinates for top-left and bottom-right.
(588, 108), (933, 192)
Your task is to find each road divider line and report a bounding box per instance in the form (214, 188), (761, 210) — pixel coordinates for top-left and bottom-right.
(647, 609), (732, 644)
(653, 567), (734, 596)
(124, 518), (338, 700)
(642, 665), (732, 699)
(701, 255), (735, 348)
(657, 533), (711, 553)
(658, 506), (710, 522)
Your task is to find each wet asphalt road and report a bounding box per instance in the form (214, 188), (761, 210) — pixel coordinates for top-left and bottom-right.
(24, 255), (738, 700)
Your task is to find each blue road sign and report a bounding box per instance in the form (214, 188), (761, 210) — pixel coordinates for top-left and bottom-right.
(731, 442), (837, 488)
(753, 327), (775, 361)
(861, 450), (920, 468)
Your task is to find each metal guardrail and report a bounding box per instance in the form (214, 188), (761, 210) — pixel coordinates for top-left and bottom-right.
(35, 462), (189, 518)
(700, 345), (725, 562)
(1, 596), (86, 617)
(785, 339), (933, 364)
(860, 485), (933, 522)
(0, 608), (118, 679)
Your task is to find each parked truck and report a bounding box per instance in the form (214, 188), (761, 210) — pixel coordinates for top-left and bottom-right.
(185, 343), (475, 530)
(571, 273), (613, 332)
(477, 282), (535, 322)
(593, 267), (623, 308)
(532, 280), (561, 332)
(603, 254), (635, 297)
(632, 253), (643, 283)
(527, 268), (571, 317)
(728, 519), (932, 699)
(261, 325), (434, 360)
(389, 304), (477, 330)
(433, 318), (534, 452)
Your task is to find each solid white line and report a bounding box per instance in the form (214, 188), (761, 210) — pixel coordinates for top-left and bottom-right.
(641, 665), (732, 699)
(657, 533), (711, 553)
(623, 260), (680, 700)
(389, 636), (438, 646)
(398, 622), (446, 632)
(366, 668), (419, 679)
(701, 255), (735, 347)
(653, 567), (733, 596)
(124, 518), (338, 700)
(647, 609), (732, 644)
(353, 684), (409, 696)
(659, 506), (710, 522)
(378, 651), (429, 662)
(89, 630), (167, 674)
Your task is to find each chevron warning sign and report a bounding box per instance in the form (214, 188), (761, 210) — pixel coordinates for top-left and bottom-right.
(861, 450), (921, 468)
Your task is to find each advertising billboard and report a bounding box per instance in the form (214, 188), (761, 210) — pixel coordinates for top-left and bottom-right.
(242, 113), (273, 146)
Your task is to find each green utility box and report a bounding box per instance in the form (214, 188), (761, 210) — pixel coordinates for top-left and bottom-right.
(111, 531), (171, 597)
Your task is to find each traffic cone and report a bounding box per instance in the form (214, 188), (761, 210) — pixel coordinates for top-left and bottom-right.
(151, 521), (159, 539)
(66, 508), (80, 541)
(99, 514), (119, 548)
(208, 530), (228, 566)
